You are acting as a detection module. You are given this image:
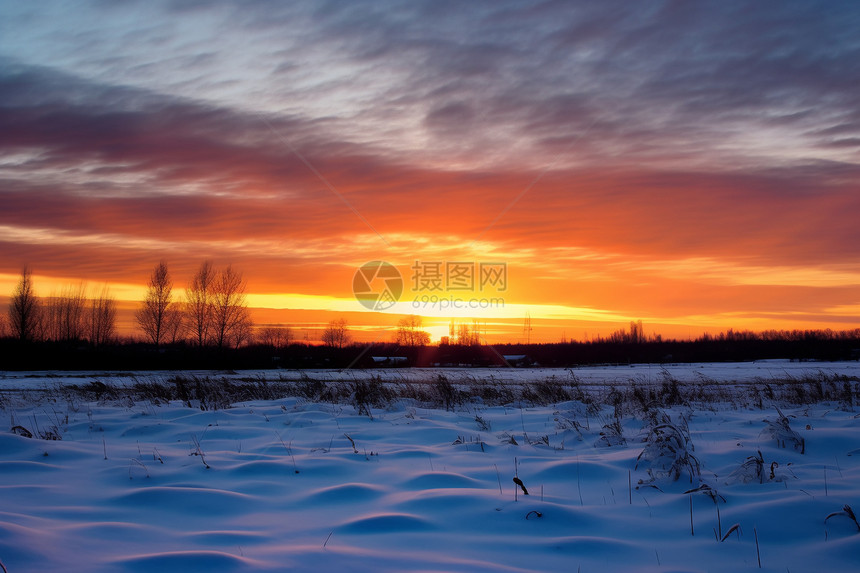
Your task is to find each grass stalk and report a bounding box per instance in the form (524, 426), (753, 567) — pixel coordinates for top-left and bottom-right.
(716, 503), (722, 539)
(690, 494), (694, 536)
(754, 527), (761, 568)
(576, 454), (583, 506)
(276, 432), (299, 473)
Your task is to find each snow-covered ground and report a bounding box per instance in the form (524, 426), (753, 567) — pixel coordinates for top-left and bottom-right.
(0, 360), (860, 390)
(1, 363), (859, 572)
(2, 360), (860, 390)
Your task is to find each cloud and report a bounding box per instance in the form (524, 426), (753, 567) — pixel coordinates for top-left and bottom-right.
(2, 60), (859, 271)
(5, 1), (860, 170)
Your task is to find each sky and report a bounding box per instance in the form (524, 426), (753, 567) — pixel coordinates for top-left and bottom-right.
(1, 0), (859, 343)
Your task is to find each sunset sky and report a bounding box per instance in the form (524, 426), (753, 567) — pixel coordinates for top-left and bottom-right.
(1, 1), (859, 344)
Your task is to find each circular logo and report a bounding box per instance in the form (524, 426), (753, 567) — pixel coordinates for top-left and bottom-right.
(353, 261), (403, 311)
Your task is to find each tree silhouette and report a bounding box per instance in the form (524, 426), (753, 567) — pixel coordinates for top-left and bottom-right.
(211, 265), (252, 349)
(136, 261), (176, 348)
(44, 282), (87, 342)
(9, 267), (42, 342)
(88, 285), (117, 348)
(186, 260), (215, 346)
(258, 326), (293, 349)
(395, 315), (431, 346)
(164, 306), (186, 345)
(322, 318), (350, 348)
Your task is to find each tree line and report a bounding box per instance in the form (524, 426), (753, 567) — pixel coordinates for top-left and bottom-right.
(6, 267), (117, 347)
(6, 264), (856, 367)
(4, 262), (257, 350)
(136, 260), (255, 349)
(3, 263), (433, 351)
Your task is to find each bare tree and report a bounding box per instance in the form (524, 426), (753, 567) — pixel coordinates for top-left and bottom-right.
(258, 326), (293, 349)
(630, 320), (646, 344)
(608, 320), (647, 344)
(88, 285), (117, 348)
(45, 282), (87, 342)
(211, 265), (252, 349)
(322, 318), (350, 348)
(0, 311), (8, 339)
(185, 261), (215, 346)
(44, 296), (61, 342)
(395, 315), (431, 346)
(456, 322), (472, 345)
(229, 313), (255, 349)
(446, 319), (480, 345)
(9, 267), (42, 342)
(136, 261), (176, 347)
(164, 306), (186, 345)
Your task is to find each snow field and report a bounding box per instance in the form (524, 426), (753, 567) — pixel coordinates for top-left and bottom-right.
(1, 370), (859, 572)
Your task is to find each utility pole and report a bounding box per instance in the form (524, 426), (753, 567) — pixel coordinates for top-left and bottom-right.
(523, 312), (532, 345)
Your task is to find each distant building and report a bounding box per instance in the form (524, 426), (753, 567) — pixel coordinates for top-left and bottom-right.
(503, 354), (533, 367)
(371, 356), (408, 366)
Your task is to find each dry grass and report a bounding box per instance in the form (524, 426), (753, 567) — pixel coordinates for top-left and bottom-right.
(2, 369), (855, 419)
(760, 407), (805, 453)
(825, 504), (860, 531)
(635, 411), (700, 483)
